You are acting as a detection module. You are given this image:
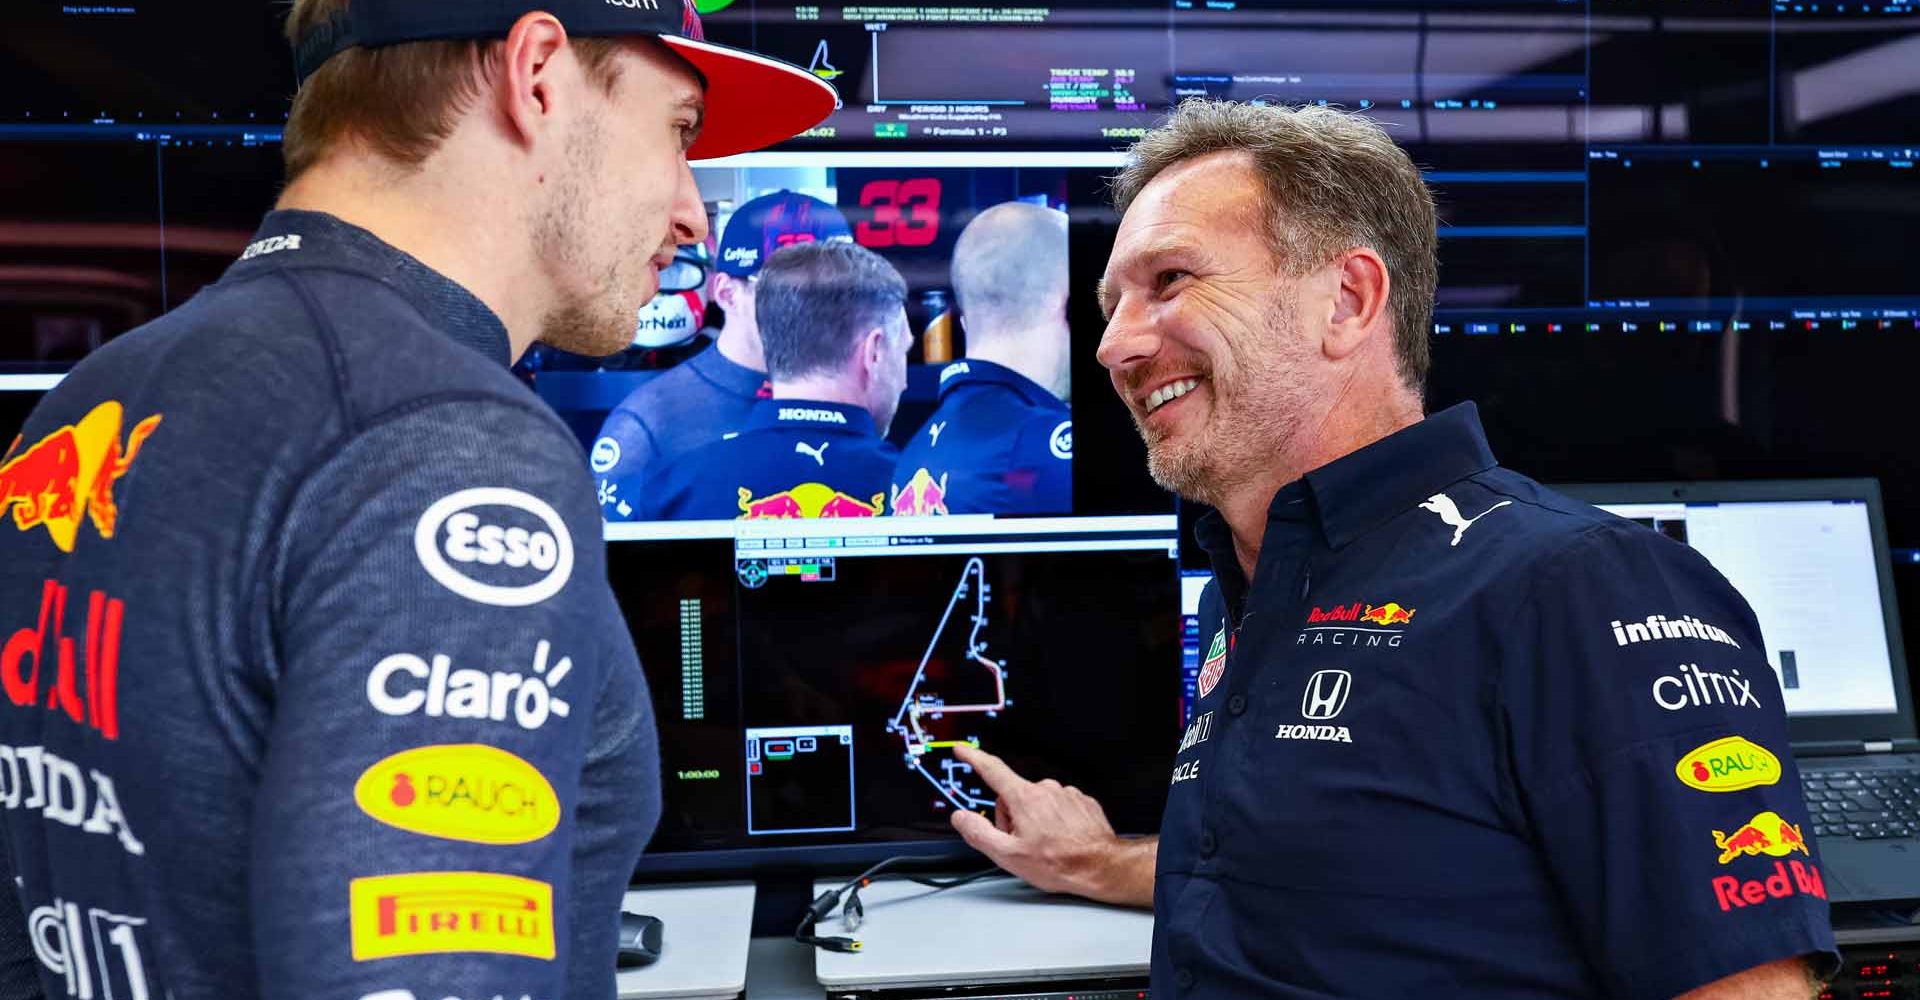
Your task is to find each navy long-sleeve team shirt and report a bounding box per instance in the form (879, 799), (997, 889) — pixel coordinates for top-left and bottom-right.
(1158, 402), (1838, 1000)
(0, 210), (660, 1000)
(630, 399), (896, 520)
(593, 343), (768, 522)
(889, 359), (1071, 516)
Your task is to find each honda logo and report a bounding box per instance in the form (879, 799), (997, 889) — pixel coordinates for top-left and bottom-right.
(1300, 670), (1352, 720)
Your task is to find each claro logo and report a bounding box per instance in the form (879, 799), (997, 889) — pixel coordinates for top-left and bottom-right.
(414, 488), (573, 608)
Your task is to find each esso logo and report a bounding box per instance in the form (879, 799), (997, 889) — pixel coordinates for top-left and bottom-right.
(1048, 420), (1073, 460)
(590, 437), (621, 473)
(414, 488), (574, 607)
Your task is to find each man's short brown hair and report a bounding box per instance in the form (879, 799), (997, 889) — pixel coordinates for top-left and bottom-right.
(1110, 99), (1438, 392)
(755, 242), (908, 381)
(281, 0), (628, 182)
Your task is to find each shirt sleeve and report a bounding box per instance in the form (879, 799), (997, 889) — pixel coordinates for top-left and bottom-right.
(591, 405), (659, 522)
(1006, 414), (1073, 515)
(1498, 522), (1839, 1000)
(253, 396), (657, 1000)
(0, 822), (45, 1000)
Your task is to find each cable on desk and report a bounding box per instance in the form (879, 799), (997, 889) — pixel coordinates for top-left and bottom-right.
(795, 856), (1006, 953)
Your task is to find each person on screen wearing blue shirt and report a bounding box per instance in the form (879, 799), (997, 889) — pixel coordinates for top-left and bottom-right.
(944, 100), (1837, 1000)
(0, 3), (833, 1000)
(891, 202), (1073, 516)
(593, 191), (853, 520)
(634, 241), (909, 520)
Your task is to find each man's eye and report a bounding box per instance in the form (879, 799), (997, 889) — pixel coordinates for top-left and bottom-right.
(1157, 270), (1190, 291)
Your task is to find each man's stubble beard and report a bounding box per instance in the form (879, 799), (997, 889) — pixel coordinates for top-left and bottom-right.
(1142, 300), (1315, 508)
(534, 114), (644, 357)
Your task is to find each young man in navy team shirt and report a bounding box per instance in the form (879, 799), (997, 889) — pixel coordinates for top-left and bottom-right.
(0, 3), (831, 998)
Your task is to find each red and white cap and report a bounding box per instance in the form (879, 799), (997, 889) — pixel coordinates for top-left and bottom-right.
(291, 0), (837, 159)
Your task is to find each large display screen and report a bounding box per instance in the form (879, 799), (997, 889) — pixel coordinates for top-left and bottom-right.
(606, 517), (1182, 868)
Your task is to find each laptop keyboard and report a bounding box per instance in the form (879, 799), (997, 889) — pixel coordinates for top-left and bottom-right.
(1802, 768), (1920, 839)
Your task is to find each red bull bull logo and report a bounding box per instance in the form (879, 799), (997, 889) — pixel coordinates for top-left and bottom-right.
(0, 401), (162, 553)
(1360, 603), (1416, 626)
(737, 483), (884, 519)
(1712, 810), (1810, 864)
(890, 468), (949, 516)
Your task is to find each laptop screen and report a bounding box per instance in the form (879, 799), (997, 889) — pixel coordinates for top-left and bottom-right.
(1584, 498), (1898, 718)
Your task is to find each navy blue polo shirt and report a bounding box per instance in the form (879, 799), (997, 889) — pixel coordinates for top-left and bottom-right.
(594, 343), (769, 521)
(0, 210), (658, 1000)
(889, 360), (1071, 516)
(1157, 402), (1837, 1000)
(633, 399), (897, 520)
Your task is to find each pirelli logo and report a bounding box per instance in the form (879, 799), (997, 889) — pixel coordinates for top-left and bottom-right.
(349, 871), (555, 962)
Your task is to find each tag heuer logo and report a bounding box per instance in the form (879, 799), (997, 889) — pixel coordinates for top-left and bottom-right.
(1197, 628), (1228, 698)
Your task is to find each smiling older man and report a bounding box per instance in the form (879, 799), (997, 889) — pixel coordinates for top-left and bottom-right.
(948, 99), (1838, 1000)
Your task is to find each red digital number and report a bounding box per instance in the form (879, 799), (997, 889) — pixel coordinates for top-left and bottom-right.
(855, 178), (943, 248)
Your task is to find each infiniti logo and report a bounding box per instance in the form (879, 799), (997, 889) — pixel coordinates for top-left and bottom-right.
(1300, 670), (1352, 720)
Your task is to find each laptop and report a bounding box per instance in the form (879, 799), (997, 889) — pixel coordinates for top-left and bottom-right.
(1555, 479), (1920, 905)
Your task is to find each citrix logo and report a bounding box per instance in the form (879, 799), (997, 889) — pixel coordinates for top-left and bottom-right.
(367, 641), (573, 731)
(1654, 663), (1760, 711)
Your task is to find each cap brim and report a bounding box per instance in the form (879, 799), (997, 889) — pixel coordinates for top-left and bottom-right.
(660, 36), (838, 161)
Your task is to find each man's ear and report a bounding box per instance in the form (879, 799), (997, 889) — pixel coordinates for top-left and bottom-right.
(1323, 248), (1391, 362)
(860, 326), (890, 378)
(496, 12), (573, 150)
(711, 272), (743, 311)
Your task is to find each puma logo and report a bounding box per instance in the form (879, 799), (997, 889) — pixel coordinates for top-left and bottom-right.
(928, 421), (948, 447)
(796, 441), (830, 466)
(1420, 492), (1513, 547)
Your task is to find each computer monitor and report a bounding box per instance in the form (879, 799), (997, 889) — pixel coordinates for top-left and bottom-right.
(606, 515), (1183, 874)
(1178, 571), (1211, 723)
(0, 382), (47, 445)
(529, 162), (1172, 523)
(1554, 479), (1916, 751)
(8, 2), (1920, 535)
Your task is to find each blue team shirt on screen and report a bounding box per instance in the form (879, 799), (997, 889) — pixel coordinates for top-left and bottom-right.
(1156, 402), (1838, 1000)
(593, 343), (768, 522)
(890, 359), (1071, 516)
(633, 399), (898, 521)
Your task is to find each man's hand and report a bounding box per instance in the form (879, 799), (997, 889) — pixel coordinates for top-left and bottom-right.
(948, 744), (1156, 907)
